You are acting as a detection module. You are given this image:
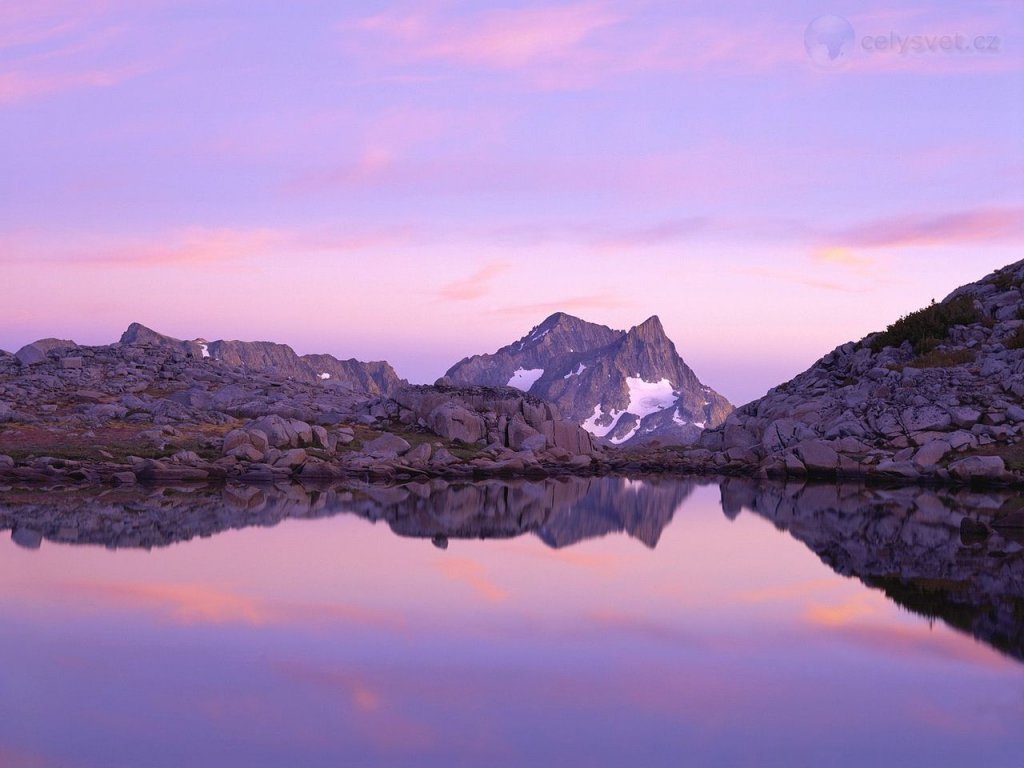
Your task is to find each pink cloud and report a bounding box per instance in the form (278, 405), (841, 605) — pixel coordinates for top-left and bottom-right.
(348, 2), (624, 69)
(340, 4), (810, 89)
(0, 226), (409, 267)
(435, 262), (509, 301)
(832, 205), (1024, 249)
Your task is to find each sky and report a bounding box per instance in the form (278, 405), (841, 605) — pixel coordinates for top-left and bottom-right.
(1, 0), (1023, 405)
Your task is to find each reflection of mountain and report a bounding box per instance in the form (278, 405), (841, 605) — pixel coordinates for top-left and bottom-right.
(536, 478), (692, 549)
(0, 476), (691, 552)
(721, 479), (1024, 662)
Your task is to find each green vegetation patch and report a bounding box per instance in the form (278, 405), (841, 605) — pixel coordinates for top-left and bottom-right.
(907, 348), (976, 369)
(870, 295), (980, 354)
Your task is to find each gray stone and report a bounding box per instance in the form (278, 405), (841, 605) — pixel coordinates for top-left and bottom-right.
(901, 406), (951, 433)
(428, 403), (485, 444)
(273, 448), (307, 469)
(403, 442), (432, 465)
(228, 444), (264, 462)
(948, 455), (1007, 482)
(363, 433), (411, 458)
(794, 439), (838, 473)
(913, 440), (949, 468)
(222, 429), (252, 453)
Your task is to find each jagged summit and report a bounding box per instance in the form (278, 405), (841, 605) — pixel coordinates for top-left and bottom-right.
(445, 312), (732, 446)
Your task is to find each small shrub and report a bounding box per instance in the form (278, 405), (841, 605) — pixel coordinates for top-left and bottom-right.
(992, 271), (1018, 291)
(1005, 326), (1024, 350)
(870, 295), (980, 354)
(907, 348), (975, 369)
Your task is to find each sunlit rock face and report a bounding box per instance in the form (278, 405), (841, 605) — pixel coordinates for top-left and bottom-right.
(445, 312), (732, 447)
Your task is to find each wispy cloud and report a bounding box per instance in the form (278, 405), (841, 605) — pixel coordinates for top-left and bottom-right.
(831, 205), (1024, 249)
(594, 217), (710, 249)
(435, 262), (509, 301)
(0, 226), (407, 267)
(340, 3), (816, 89)
(344, 1), (625, 86)
(733, 266), (852, 293)
(0, 2), (167, 106)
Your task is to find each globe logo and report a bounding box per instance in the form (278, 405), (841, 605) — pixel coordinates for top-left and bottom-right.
(804, 15), (855, 68)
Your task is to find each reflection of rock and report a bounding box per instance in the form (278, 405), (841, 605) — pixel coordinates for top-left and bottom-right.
(0, 476), (691, 552)
(721, 478), (1024, 662)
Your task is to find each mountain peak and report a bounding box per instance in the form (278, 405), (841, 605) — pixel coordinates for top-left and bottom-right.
(120, 322), (181, 346)
(629, 315), (667, 342)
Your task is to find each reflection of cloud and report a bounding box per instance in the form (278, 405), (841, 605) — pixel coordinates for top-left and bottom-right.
(435, 262), (509, 301)
(735, 578), (839, 604)
(437, 558), (508, 602)
(587, 610), (699, 647)
(274, 660), (437, 752)
(0, 745), (54, 768)
(72, 582), (271, 625)
(814, 621), (1016, 671)
(59, 581), (407, 632)
(804, 594), (879, 626)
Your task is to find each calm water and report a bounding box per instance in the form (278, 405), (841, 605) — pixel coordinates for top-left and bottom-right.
(0, 477), (1021, 767)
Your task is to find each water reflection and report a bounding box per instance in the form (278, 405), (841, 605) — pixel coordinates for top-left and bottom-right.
(1, 477), (1021, 767)
(2, 476), (1021, 664)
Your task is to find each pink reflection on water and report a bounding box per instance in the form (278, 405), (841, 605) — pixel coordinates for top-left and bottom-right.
(436, 557), (509, 603)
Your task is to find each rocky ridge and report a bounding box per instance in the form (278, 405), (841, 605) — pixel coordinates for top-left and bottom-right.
(692, 259), (1024, 486)
(119, 323), (403, 395)
(445, 312), (733, 447)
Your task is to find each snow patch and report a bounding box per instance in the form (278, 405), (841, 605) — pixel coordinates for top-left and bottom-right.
(197, 342), (210, 359)
(582, 404), (622, 438)
(563, 363), (586, 379)
(319, 372), (331, 380)
(530, 328), (551, 342)
(507, 367), (544, 391)
(624, 377), (676, 419)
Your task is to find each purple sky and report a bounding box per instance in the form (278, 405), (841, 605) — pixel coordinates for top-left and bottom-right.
(2, 0), (1023, 404)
